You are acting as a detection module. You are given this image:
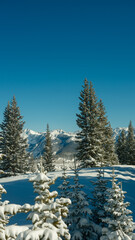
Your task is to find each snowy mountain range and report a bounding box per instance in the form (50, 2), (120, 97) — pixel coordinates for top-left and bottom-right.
(22, 127), (135, 159)
(22, 129), (78, 158)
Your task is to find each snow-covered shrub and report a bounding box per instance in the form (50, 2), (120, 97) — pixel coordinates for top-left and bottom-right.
(5, 225), (29, 240)
(0, 183), (21, 240)
(58, 160), (70, 198)
(67, 160), (97, 240)
(17, 169), (71, 240)
(91, 168), (108, 227)
(16, 227), (60, 240)
(100, 169), (134, 240)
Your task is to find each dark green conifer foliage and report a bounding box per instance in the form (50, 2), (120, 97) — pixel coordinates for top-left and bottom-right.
(87, 81), (103, 167)
(0, 102), (11, 172)
(0, 130), (3, 155)
(76, 79), (103, 167)
(98, 100), (110, 166)
(98, 99), (118, 166)
(76, 79), (91, 166)
(126, 121), (135, 165)
(0, 96), (28, 175)
(43, 124), (55, 172)
(76, 80), (118, 168)
(116, 129), (127, 164)
(104, 123), (118, 166)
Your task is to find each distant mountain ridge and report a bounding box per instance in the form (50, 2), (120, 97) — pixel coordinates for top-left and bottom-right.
(22, 129), (78, 158)
(22, 127), (135, 158)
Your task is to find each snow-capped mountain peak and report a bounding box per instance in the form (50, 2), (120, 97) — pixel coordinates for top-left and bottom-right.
(23, 128), (77, 158)
(23, 127), (135, 158)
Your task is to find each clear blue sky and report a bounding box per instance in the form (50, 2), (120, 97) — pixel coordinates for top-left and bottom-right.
(0, 0), (135, 132)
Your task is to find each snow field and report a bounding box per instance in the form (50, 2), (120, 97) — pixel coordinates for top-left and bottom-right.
(0, 165), (135, 239)
(0, 165), (135, 225)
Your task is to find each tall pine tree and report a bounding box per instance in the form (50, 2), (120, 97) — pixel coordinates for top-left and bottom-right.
(76, 79), (91, 167)
(42, 124), (55, 172)
(116, 129), (127, 164)
(76, 80), (117, 168)
(126, 121), (135, 165)
(98, 99), (118, 166)
(104, 123), (118, 166)
(0, 96), (28, 175)
(76, 80), (103, 167)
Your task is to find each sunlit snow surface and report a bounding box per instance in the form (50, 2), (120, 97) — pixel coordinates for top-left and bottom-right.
(0, 165), (135, 225)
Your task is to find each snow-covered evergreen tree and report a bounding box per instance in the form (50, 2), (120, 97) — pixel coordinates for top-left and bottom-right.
(126, 121), (135, 165)
(90, 167), (108, 229)
(103, 123), (118, 166)
(0, 178), (21, 240)
(0, 96), (28, 175)
(76, 80), (117, 168)
(0, 102), (11, 172)
(116, 129), (127, 164)
(58, 159), (72, 229)
(28, 153), (37, 173)
(17, 165), (71, 240)
(58, 159), (70, 198)
(0, 131), (3, 155)
(98, 100), (118, 166)
(42, 124), (55, 172)
(76, 79), (91, 167)
(67, 159), (97, 240)
(100, 169), (134, 240)
(76, 80), (103, 168)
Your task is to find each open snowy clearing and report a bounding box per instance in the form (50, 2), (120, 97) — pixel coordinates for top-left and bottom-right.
(0, 165), (135, 226)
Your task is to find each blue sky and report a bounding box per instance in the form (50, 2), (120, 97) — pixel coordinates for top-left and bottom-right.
(0, 0), (135, 132)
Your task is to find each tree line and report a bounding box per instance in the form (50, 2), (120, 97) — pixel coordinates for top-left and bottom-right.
(0, 79), (135, 240)
(0, 79), (135, 175)
(116, 121), (135, 165)
(76, 79), (135, 167)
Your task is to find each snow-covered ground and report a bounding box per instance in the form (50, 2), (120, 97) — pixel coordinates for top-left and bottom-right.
(0, 165), (135, 226)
